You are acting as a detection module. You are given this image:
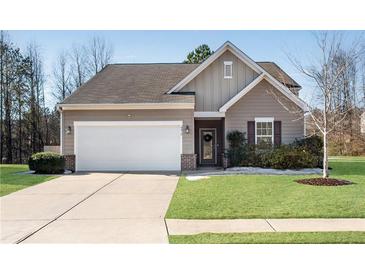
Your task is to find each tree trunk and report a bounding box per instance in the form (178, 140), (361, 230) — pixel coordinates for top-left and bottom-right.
(323, 132), (329, 178)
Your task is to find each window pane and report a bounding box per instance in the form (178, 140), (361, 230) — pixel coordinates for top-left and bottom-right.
(256, 120), (273, 145)
(257, 136), (272, 145)
(226, 64), (232, 77)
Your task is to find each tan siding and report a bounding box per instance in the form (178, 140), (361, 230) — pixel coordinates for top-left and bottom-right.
(225, 80), (304, 147)
(179, 50), (259, 111)
(61, 109), (194, 155)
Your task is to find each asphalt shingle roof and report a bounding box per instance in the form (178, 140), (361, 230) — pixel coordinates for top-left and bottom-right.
(61, 63), (199, 104)
(257, 62), (301, 88)
(61, 62), (300, 105)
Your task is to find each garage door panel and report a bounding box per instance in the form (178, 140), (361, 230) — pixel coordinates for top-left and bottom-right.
(75, 123), (182, 171)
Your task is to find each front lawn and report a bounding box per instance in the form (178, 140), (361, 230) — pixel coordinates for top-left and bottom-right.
(169, 232), (365, 244)
(166, 157), (365, 219)
(0, 165), (57, 196)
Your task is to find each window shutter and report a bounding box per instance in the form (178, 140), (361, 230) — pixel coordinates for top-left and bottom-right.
(247, 121), (255, 144)
(274, 121), (282, 146)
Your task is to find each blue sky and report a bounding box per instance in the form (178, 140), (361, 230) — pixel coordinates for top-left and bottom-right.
(7, 30), (364, 107)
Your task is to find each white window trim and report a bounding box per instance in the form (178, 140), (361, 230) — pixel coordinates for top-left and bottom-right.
(254, 117), (274, 145)
(224, 61), (233, 79)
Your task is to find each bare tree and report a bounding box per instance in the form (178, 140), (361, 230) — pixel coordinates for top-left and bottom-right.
(52, 51), (72, 102)
(288, 32), (364, 177)
(86, 36), (113, 75)
(70, 44), (88, 88)
(26, 43), (46, 154)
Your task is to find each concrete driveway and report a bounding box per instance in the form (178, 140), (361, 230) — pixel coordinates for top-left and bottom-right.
(0, 172), (179, 243)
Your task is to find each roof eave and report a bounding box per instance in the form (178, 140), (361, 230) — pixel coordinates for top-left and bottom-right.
(57, 103), (195, 111)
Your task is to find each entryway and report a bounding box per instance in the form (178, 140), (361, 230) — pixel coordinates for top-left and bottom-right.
(195, 118), (224, 167)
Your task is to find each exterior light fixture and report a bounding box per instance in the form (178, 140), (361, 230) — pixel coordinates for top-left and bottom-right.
(65, 126), (72, 135)
(185, 125), (190, 134)
(127, 114), (132, 118)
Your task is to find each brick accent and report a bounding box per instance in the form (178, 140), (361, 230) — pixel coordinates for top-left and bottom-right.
(64, 154), (75, 172)
(222, 153), (229, 169)
(181, 154), (197, 170)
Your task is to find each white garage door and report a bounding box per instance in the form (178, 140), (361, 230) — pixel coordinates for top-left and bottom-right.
(74, 121), (182, 171)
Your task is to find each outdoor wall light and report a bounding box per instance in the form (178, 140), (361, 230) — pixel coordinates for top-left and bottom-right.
(185, 125), (190, 134)
(65, 126), (72, 135)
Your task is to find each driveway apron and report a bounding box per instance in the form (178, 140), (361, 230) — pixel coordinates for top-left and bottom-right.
(1, 173), (179, 243)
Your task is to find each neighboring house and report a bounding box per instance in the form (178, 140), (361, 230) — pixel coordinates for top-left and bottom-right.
(58, 41), (307, 172)
(361, 112), (365, 134)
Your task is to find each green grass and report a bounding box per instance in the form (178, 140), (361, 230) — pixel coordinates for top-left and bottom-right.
(0, 165), (57, 196)
(166, 157), (365, 219)
(169, 232), (365, 244)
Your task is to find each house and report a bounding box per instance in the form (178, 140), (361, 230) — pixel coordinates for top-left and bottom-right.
(57, 41), (307, 172)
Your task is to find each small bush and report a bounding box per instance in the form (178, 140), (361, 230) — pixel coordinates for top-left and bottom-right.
(268, 145), (318, 169)
(226, 131), (321, 169)
(227, 131), (246, 148)
(29, 152), (65, 174)
(292, 135), (323, 167)
(292, 135), (323, 156)
(227, 131), (249, 166)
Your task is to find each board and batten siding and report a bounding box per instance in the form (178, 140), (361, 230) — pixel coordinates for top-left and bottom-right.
(225, 79), (304, 148)
(179, 50), (259, 111)
(61, 109), (194, 155)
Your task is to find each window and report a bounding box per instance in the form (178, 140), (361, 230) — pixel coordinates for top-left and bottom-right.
(224, 61), (233, 79)
(255, 117), (274, 146)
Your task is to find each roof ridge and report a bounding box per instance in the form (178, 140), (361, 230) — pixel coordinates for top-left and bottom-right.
(110, 62), (199, 65)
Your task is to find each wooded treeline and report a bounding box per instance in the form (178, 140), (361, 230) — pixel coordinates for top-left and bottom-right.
(0, 31), (113, 163)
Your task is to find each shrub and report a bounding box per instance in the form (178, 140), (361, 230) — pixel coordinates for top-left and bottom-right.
(292, 135), (323, 167)
(227, 130), (246, 148)
(292, 135), (323, 156)
(226, 132), (321, 169)
(268, 145), (318, 169)
(28, 152), (65, 174)
(227, 131), (249, 166)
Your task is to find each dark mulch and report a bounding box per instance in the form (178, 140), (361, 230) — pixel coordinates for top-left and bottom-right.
(295, 178), (353, 186)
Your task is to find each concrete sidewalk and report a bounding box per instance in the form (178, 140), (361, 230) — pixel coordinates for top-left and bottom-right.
(166, 218), (365, 235)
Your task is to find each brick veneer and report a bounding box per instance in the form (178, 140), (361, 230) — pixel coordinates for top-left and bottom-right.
(64, 154), (75, 172)
(222, 153), (229, 169)
(181, 154), (197, 170)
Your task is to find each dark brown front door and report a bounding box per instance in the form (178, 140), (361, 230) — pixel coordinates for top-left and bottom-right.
(199, 129), (216, 165)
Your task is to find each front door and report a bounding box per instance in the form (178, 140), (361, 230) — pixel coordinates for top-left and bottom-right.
(199, 129), (216, 165)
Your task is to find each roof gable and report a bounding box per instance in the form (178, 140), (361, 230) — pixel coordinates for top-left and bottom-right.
(167, 41), (264, 94)
(219, 74), (308, 112)
(178, 49), (259, 111)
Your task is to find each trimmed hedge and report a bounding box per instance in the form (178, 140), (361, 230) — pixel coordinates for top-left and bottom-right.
(29, 152), (65, 174)
(227, 131), (323, 169)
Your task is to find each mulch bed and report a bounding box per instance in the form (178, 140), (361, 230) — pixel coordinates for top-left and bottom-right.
(295, 178), (353, 186)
